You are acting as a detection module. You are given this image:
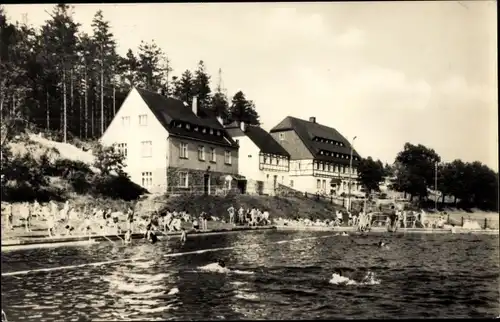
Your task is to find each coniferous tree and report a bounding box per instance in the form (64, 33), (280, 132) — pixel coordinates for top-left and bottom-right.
(173, 70), (195, 105)
(193, 60), (211, 109)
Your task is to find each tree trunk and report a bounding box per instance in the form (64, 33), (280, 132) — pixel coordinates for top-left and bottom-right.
(70, 68), (74, 136)
(46, 90), (50, 130)
(79, 94), (83, 137)
(63, 67), (67, 143)
(113, 83), (116, 116)
(84, 66), (88, 139)
(100, 66), (104, 136)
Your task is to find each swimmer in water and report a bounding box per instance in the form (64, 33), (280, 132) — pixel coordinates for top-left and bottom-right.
(377, 241), (390, 248)
(180, 228), (187, 244)
(217, 259), (226, 268)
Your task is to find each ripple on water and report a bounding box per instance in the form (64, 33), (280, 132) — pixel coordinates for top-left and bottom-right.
(1, 232), (498, 320)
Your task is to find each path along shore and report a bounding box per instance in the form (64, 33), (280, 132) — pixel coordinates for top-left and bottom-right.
(1, 225), (276, 251)
(276, 225), (499, 235)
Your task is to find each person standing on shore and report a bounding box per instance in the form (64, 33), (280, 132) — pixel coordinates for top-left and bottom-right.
(227, 205), (235, 225)
(126, 206), (135, 233)
(238, 207), (245, 225)
(4, 203), (13, 230)
(201, 211), (209, 231)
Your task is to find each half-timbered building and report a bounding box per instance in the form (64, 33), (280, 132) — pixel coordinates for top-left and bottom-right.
(269, 116), (361, 195)
(225, 121), (290, 195)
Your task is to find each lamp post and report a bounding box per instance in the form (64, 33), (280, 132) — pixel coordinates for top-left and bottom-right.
(347, 136), (357, 211)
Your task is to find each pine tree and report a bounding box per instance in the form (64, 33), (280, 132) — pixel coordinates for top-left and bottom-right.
(173, 70), (195, 105)
(40, 4), (80, 142)
(193, 60), (211, 109)
(136, 40), (170, 92)
(229, 91), (260, 125)
(91, 9), (118, 135)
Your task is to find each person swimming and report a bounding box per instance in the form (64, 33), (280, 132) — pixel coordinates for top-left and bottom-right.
(144, 225), (158, 244)
(217, 259), (226, 268)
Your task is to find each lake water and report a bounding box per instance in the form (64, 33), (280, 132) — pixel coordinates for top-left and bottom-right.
(1, 230), (499, 320)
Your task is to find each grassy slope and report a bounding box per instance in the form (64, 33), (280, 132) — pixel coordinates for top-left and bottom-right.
(137, 193), (345, 222)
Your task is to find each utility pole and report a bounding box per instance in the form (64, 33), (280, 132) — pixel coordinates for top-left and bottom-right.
(347, 136), (357, 211)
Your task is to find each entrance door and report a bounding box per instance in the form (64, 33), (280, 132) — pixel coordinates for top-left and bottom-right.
(203, 174), (210, 195)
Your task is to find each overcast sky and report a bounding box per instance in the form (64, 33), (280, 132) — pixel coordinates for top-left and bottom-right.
(4, 2), (498, 170)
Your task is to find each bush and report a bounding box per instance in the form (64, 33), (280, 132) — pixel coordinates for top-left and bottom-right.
(90, 173), (147, 201)
(93, 143), (126, 176)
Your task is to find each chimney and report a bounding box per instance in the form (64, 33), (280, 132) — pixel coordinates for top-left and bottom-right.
(216, 116), (223, 126)
(309, 117), (316, 123)
(192, 96), (198, 115)
(240, 121), (246, 132)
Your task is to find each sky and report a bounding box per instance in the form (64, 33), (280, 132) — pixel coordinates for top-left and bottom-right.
(4, 2), (498, 170)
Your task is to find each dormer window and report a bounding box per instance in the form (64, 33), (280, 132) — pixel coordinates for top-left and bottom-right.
(194, 126), (199, 132)
(210, 129), (214, 135)
(176, 123), (182, 128)
(186, 124), (190, 130)
(320, 151), (324, 155)
(202, 128), (207, 134)
(216, 131), (221, 136)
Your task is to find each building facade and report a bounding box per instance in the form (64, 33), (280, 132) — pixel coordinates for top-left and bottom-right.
(269, 116), (362, 196)
(225, 121), (290, 195)
(100, 87), (240, 194)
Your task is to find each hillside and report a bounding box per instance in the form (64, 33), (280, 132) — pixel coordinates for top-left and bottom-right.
(135, 193), (344, 221)
(2, 132), (146, 203)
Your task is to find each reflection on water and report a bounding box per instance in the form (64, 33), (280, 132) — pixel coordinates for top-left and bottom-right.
(1, 231), (499, 320)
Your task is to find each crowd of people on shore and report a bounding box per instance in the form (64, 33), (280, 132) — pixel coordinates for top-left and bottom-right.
(0, 201), (274, 239)
(2, 199), (453, 241)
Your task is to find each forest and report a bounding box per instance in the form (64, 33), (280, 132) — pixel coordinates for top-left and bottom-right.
(1, 4), (497, 211)
(1, 4), (261, 143)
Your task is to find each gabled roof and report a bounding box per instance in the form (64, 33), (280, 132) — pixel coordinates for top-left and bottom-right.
(225, 122), (290, 157)
(270, 116), (361, 165)
(135, 88), (237, 148)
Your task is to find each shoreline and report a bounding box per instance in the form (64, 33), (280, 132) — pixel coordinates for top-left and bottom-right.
(1, 226), (276, 251)
(275, 225), (499, 235)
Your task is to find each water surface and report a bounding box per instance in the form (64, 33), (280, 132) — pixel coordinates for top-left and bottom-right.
(1, 230), (499, 320)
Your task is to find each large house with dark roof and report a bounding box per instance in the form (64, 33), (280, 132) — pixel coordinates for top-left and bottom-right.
(225, 121), (290, 195)
(100, 87), (240, 194)
(269, 116), (362, 196)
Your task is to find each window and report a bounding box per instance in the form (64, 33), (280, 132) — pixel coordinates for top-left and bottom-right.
(178, 172), (189, 187)
(209, 129), (213, 135)
(116, 143), (128, 157)
(315, 162), (320, 170)
(322, 180), (326, 190)
(322, 163), (325, 171)
(198, 146), (205, 161)
(317, 179), (321, 189)
(141, 141), (152, 157)
(141, 172), (152, 189)
(121, 116), (130, 126)
(139, 114), (148, 126)
(263, 155), (268, 164)
(224, 150), (232, 165)
(342, 165), (346, 173)
(290, 180), (294, 187)
(279, 133), (285, 141)
(180, 143), (188, 159)
(210, 148), (216, 162)
(275, 157), (279, 165)
(328, 164), (331, 172)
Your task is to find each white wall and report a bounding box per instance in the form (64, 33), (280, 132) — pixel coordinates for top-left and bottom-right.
(100, 88), (169, 194)
(236, 136), (262, 181)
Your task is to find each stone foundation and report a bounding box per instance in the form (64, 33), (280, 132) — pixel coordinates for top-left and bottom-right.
(166, 167), (240, 194)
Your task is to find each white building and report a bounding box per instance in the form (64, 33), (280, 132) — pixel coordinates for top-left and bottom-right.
(225, 121), (290, 195)
(269, 116), (362, 196)
(100, 87), (240, 194)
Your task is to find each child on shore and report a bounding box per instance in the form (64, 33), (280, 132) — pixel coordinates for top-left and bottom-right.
(180, 228), (187, 244)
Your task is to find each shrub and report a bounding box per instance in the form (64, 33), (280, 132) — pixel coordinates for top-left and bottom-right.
(93, 143), (126, 176)
(90, 173), (147, 201)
